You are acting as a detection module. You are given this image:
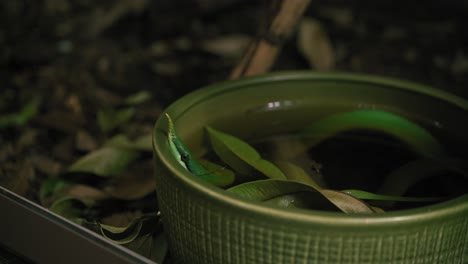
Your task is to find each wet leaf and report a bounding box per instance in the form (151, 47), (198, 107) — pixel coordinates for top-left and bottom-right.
(68, 146), (139, 177)
(301, 110), (445, 159)
(275, 160), (322, 189)
(228, 179), (375, 214)
(343, 189), (446, 202)
(297, 18), (335, 71)
(206, 126), (286, 180)
(0, 97), (41, 128)
(97, 107), (136, 133)
(319, 189), (375, 213)
(123, 91), (152, 105)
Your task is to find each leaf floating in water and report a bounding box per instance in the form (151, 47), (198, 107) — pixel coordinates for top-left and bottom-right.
(343, 189), (446, 202)
(206, 126), (287, 180)
(228, 179), (375, 214)
(301, 110), (445, 159)
(275, 160), (323, 189)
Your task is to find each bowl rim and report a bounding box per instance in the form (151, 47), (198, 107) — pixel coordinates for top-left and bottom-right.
(153, 71), (468, 227)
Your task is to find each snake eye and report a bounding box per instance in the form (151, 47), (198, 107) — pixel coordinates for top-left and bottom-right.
(180, 153), (190, 163)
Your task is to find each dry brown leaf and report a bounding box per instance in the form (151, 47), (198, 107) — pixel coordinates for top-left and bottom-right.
(100, 211), (143, 227)
(31, 155), (63, 176)
(297, 18), (335, 71)
(76, 130), (98, 152)
(58, 184), (109, 201)
(201, 35), (251, 58)
(105, 161), (155, 200)
(0, 161), (35, 196)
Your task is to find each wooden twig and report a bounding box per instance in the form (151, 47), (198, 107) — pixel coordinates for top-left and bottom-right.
(230, 0), (311, 79)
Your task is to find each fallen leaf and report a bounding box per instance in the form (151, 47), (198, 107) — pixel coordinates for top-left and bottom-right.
(68, 146), (139, 177)
(297, 18), (335, 71)
(105, 160), (156, 200)
(76, 130), (98, 152)
(201, 35), (251, 58)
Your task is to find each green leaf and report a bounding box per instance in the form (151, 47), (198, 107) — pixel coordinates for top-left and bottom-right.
(97, 107), (136, 133)
(125, 230), (168, 263)
(343, 189), (446, 202)
(83, 213), (160, 246)
(319, 189), (375, 214)
(49, 197), (93, 222)
(68, 146), (139, 177)
(274, 160), (322, 189)
(105, 134), (153, 151)
(301, 110), (445, 159)
(123, 91), (152, 105)
(0, 97), (41, 128)
(206, 126), (286, 180)
(39, 177), (69, 205)
(228, 179), (375, 214)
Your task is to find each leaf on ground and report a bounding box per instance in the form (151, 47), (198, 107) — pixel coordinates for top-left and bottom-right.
(301, 110), (445, 159)
(123, 91), (152, 105)
(97, 107), (136, 133)
(201, 35), (251, 58)
(297, 18), (335, 71)
(105, 134), (153, 152)
(68, 146), (139, 177)
(206, 126), (286, 180)
(0, 161), (35, 196)
(0, 97), (41, 128)
(228, 179), (375, 214)
(57, 184), (110, 201)
(87, 213), (159, 245)
(76, 130), (98, 152)
(40, 177), (69, 206)
(105, 160), (156, 200)
(125, 228), (168, 263)
(49, 197), (93, 222)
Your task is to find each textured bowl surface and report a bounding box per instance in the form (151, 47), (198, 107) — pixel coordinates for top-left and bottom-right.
(153, 72), (468, 264)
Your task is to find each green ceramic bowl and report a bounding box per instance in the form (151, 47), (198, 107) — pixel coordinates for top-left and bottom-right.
(153, 72), (468, 264)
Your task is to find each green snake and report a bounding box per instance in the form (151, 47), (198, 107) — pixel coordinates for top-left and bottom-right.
(166, 113), (234, 187)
